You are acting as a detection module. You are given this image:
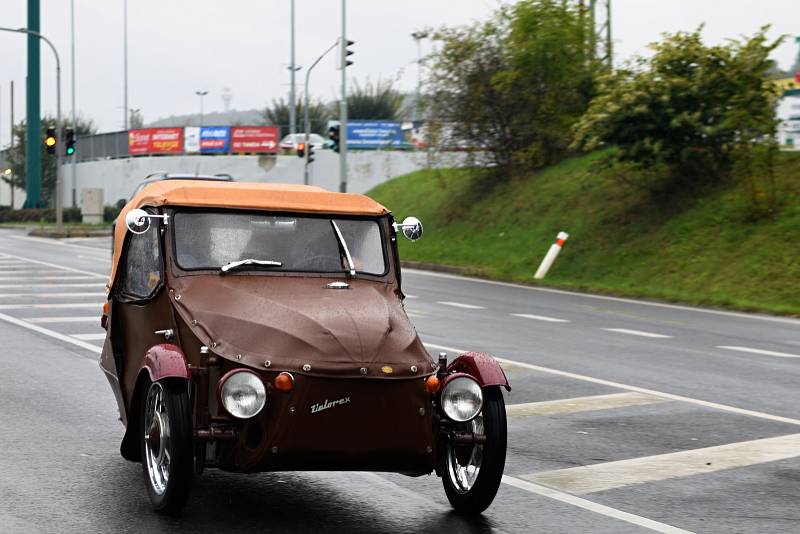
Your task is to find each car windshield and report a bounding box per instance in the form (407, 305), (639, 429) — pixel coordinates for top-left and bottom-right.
(173, 211), (386, 275)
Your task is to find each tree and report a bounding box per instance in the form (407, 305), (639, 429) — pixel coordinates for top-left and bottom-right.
(427, 0), (600, 175)
(129, 109), (144, 129)
(6, 116), (96, 206)
(346, 79), (404, 120)
(262, 97), (332, 138)
(572, 27), (783, 191)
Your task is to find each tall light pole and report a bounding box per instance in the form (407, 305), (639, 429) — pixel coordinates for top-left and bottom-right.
(303, 41), (339, 185)
(289, 0), (297, 136)
(70, 0), (77, 207)
(410, 30), (428, 121)
(339, 0), (348, 193)
(123, 0), (129, 130)
(195, 90), (208, 126)
(0, 27), (64, 227)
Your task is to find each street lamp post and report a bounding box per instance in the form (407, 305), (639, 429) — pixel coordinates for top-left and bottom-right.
(0, 26), (64, 229)
(70, 0), (77, 207)
(303, 41), (339, 185)
(289, 0), (297, 137)
(410, 30), (428, 122)
(195, 90), (208, 126)
(339, 0), (348, 193)
(123, 0), (128, 130)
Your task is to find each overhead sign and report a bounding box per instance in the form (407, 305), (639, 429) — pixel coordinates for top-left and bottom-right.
(230, 126), (279, 153)
(346, 121), (403, 149)
(128, 128), (183, 155)
(199, 126), (230, 153)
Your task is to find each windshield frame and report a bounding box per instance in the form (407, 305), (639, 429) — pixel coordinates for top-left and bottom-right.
(167, 207), (391, 279)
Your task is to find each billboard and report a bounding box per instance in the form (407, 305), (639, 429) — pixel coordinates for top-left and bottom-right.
(128, 128), (183, 155)
(230, 126), (279, 153)
(199, 126), (230, 153)
(346, 121), (403, 149)
(184, 127), (201, 153)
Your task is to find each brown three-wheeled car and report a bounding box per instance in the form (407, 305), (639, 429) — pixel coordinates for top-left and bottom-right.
(101, 180), (510, 514)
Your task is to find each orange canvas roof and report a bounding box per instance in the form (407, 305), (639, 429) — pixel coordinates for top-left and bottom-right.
(108, 180), (390, 290)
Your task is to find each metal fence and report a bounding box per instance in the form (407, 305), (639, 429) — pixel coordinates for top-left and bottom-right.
(74, 130), (129, 162)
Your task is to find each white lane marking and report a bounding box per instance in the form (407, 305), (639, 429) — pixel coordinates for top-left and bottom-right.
(512, 313), (570, 323)
(26, 316), (99, 324)
(0, 292), (106, 299)
(405, 268), (800, 326)
(9, 234), (111, 254)
(716, 345), (800, 359)
(404, 294), (418, 299)
(602, 328), (672, 339)
(0, 252), (108, 278)
(0, 303), (103, 310)
(424, 342), (800, 426)
(0, 269), (84, 275)
(506, 392), (667, 417)
(502, 476), (691, 534)
(405, 312), (426, 319)
(525, 433), (800, 495)
(0, 283), (106, 289)
(0, 276), (95, 281)
(437, 301), (487, 310)
(71, 333), (107, 341)
(0, 311), (102, 354)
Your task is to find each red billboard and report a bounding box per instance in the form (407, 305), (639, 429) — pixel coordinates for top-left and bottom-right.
(230, 126), (279, 153)
(128, 128), (184, 155)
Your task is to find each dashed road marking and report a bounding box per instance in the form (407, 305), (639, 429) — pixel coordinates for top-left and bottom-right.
(502, 476), (692, 533)
(0, 283), (106, 289)
(424, 342), (800, 426)
(602, 328), (672, 339)
(0, 303), (103, 310)
(512, 313), (570, 323)
(404, 294), (418, 299)
(26, 316), (100, 324)
(0, 252), (108, 278)
(437, 301), (487, 310)
(0, 311), (102, 354)
(524, 433), (800, 494)
(71, 333), (106, 341)
(506, 392), (667, 417)
(0, 292), (106, 299)
(716, 345), (800, 359)
(0, 276), (97, 281)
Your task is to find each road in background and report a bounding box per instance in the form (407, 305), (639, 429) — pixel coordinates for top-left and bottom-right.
(1, 228), (799, 533)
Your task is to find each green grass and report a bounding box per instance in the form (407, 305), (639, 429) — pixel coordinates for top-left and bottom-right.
(368, 152), (800, 316)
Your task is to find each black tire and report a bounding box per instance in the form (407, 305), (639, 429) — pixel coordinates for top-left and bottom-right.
(139, 379), (194, 513)
(441, 387), (507, 514)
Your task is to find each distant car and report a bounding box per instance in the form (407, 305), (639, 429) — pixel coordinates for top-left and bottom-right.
(279, 133), (326, 153)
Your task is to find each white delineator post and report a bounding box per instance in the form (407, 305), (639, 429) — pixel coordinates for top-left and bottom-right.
(534, 231), (569, 280)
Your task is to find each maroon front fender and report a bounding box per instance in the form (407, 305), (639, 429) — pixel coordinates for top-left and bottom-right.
(142, 343), (190, 382)
(447, 352), (511, 391)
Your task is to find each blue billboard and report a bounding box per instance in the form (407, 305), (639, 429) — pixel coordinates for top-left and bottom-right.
(346, 121), (403, 149)
(199, 126), (230, 153)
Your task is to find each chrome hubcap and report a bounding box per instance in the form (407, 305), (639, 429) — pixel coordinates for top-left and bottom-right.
(144, 383), (171, 495)
(447, 414), (484, 494)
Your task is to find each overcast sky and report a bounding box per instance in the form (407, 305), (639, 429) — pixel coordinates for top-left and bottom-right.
(1, 0), (798, 145)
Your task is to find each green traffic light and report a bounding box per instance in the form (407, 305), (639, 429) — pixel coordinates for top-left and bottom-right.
(66, 147), (75, 155)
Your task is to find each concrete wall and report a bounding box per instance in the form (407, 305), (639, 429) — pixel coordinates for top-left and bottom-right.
(57, 150), (470, 209)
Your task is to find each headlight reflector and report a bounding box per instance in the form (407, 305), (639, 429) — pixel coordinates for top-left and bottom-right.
(220, 370), (267, 419)
(441, 376), (483, 422)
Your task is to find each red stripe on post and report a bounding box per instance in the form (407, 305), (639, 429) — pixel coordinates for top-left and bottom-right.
(555, 239), (565, 247)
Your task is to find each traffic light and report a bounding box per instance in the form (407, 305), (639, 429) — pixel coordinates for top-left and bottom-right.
(44, 126), (57, 154)
(296, 142), (305, 158)
(307, 143), (316, 164)
(328, 125), (340, 153)
(65, 129), (76, 156)
(337, 38), (355, 69)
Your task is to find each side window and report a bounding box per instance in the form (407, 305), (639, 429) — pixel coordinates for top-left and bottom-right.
(118, 220), (162, 300)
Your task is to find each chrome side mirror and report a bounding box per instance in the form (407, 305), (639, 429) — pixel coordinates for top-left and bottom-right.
(393, 216), (423, 242)
(125, 208), (168, 234)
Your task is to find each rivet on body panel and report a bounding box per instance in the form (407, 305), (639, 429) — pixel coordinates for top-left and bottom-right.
(174, 294), (181, 301)
(426, 445), (433, 453)
(410, 365), (418, 373)
(191, 319), (197, 326)
(236, 354), (242, 360)
(271, 446), (278, 454)
(418, 407), (426, 416)
(360, 367), (368, 375)
(264, 360), (271, 368)
(289, 407), (295, 415)
(302, 364), (311, 372)
(211, 342), (218, 348)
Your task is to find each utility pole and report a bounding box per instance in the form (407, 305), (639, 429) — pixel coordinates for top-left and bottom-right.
(303, 41), (339, 185)
(24, 0), (43, 208)
(289, 0), (297, 136)
(123, 0), (129, 130)
(339, 0), (348, 193)
(70, 0), (77, 207)
(195, 90), (208, 126)
(411, 31), (428, 122)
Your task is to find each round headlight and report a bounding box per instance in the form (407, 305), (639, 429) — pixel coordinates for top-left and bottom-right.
(441, 376), (483, 422)
(220, 370), (267, 419)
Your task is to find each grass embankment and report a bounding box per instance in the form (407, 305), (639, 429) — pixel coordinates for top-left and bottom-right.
(368, 152), (800, 315)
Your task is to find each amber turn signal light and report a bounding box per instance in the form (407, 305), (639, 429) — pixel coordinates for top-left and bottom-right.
(425, 375), (440, 393)
(274, 372), (295, 392)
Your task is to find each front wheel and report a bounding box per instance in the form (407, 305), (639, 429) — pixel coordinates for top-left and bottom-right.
(441, 387), (507, 514)
(140, 379), (194, 513)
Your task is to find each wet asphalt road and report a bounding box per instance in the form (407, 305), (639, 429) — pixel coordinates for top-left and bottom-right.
(1, 228), (799, 533)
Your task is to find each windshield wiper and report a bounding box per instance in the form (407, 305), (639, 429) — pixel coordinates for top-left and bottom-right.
(220, 258), (282, 273)
(330, 221), (356, 278)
